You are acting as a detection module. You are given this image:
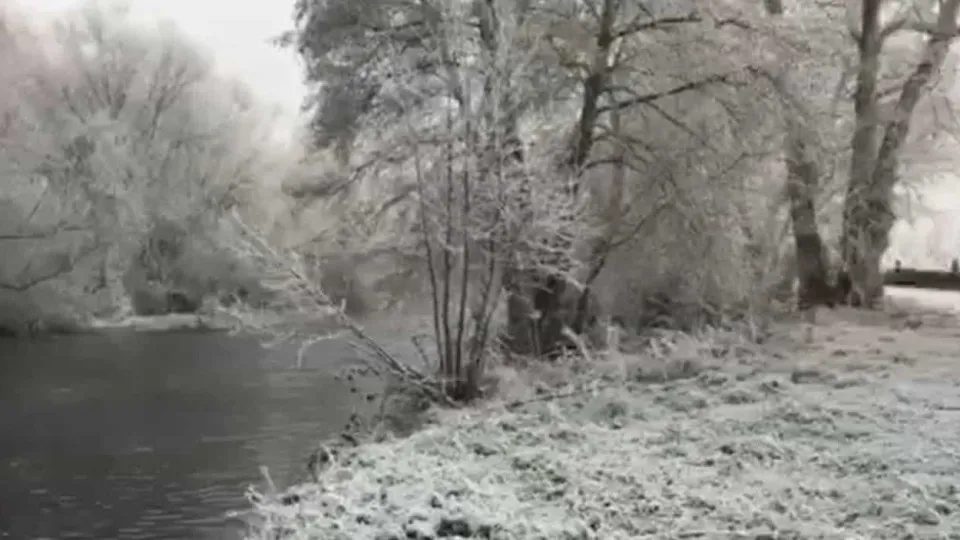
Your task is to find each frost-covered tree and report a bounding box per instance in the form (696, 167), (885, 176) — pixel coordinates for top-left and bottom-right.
(0, 1), (290, 331)
(841, 0), (960, 307)
(752, 0), (960, 309)
(280, 0), (794, 362)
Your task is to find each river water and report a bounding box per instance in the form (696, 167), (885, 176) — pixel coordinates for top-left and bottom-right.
(0, 330), (385, 539)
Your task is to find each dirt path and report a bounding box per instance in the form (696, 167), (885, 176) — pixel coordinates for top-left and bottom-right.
(246, 288), (960, 540)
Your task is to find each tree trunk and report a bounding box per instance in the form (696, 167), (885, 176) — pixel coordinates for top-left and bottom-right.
(503, 270), (538, 356)
(473, 0), (556, 358)
(841, 192), (889, 308)
(504, 0), (618, 357)
(761, 0), (835, 310)
(502, 269), (572, 357)
(785, 131), (835, 308)
(842, 0), (884, 308)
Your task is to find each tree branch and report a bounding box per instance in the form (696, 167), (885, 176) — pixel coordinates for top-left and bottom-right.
(847, 0), (960, 43)
(597, 73), (734, 114)
(612, 13), (701, 39)
(872, 0), (960, 190)
(0, 225), (89, 241)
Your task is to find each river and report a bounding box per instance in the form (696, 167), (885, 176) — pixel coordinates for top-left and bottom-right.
(0, 330), (387, 539)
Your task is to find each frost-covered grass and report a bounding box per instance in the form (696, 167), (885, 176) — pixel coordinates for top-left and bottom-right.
(245, 301), (960, 540)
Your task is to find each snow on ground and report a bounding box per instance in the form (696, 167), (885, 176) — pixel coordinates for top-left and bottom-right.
(245, 288), (960, 539)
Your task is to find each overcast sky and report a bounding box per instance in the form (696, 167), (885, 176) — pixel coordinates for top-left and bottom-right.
(23, 0), (307, 127)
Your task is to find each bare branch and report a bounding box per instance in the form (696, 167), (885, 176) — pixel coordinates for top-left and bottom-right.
(597, 73), (737, 114)
(612, 12), (701, 39)
(0, 225), (90, 241)
(846, 0), (960, 42)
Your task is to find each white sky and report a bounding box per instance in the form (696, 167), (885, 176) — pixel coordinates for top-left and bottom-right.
(21, 0), (308, 129)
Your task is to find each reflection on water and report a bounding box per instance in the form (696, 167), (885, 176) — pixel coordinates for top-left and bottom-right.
(0, 331), (379, 539)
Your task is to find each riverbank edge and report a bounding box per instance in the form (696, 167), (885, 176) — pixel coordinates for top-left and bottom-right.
(0, 312), (235, 338)
(86, 313), (235, 332)
(241, 303), (960, 540)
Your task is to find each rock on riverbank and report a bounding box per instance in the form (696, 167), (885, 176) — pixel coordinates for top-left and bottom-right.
(245, 302), (960, 540)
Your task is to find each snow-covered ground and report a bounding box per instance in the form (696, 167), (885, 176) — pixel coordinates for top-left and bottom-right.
(244, 288), (960, 539)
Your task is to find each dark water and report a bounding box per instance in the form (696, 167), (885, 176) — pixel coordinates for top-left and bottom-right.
(0, 331), (381, 539)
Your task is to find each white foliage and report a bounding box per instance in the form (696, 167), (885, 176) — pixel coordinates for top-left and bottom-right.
(0, 1), (294, 324)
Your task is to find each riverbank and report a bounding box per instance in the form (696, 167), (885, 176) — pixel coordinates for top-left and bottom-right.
(244, 295), (960, 539)
(0, 313), (233, 339)
(88, 312), (233, 332)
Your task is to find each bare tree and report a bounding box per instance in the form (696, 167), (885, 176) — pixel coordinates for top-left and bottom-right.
(405, 99), (592, 399)
(282, 0), (793, 356)
(262, 0), (593, 399)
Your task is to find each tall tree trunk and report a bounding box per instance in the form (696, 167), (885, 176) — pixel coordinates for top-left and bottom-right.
(570, 90), (626, 336)
(470, 0), (541, 356)
(843, 0), (960, 308)
(842, 0), (884, 308)
(762, 0), (835, 309)
(505, 0), (620, 357)
(784, 123), (836, 308)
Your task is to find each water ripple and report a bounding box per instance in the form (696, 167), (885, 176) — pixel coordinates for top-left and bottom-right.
(0, 332), (379, 539)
